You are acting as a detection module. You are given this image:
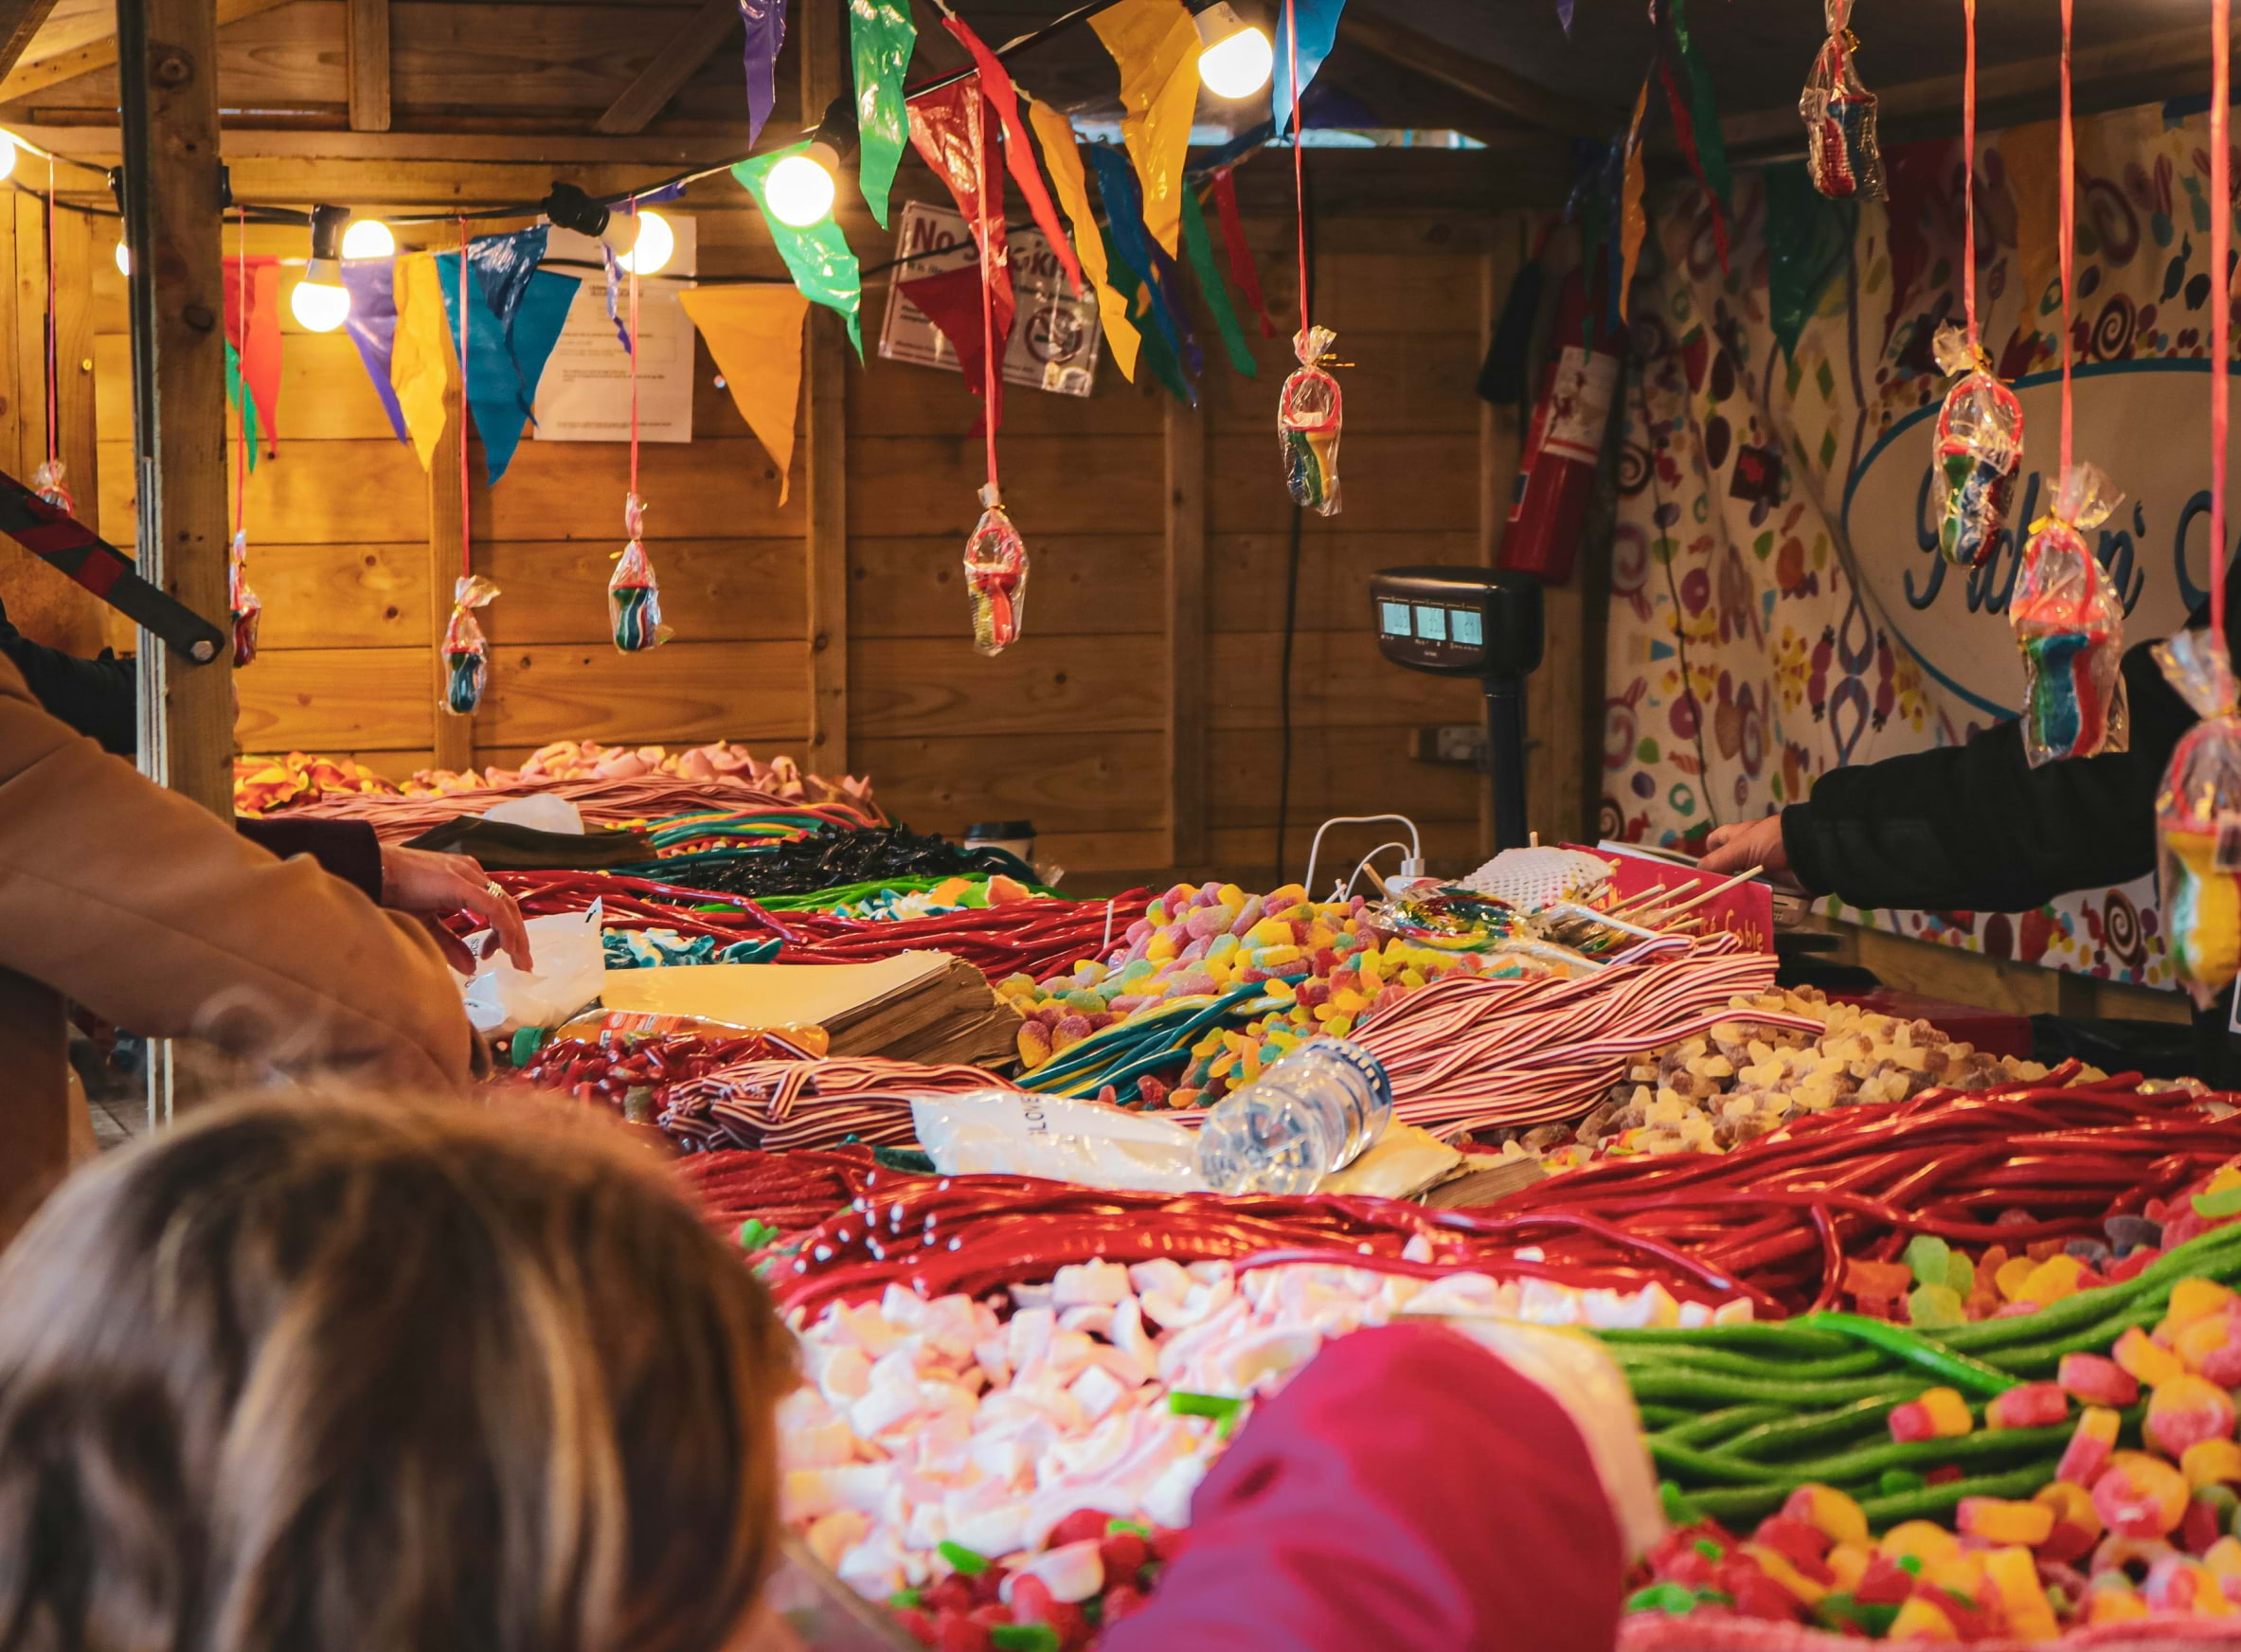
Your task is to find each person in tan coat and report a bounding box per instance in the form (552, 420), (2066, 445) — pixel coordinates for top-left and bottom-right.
(0, 652), (475, 1110)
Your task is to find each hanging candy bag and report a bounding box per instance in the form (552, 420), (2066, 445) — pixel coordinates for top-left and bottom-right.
(1280, 324), (1343, 517)
(609, 494), (670, 654)
(1930, 323), (2023, 568)
(962, 485), (1027, 657)
(1800, 0), (1884, 200)
(441, 574), (500, 714)
(2154, 629), (2241, 1006)
(227, 528), (262, 669)
(30, 458), (71, 516)
(2012, 461), (2126, 765)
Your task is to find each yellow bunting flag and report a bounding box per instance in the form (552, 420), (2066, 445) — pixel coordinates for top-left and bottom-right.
(2000, 118), (2061, 330)
(679, 284), (811, 505)
(389, 252), (451, 473)
(1620, 81), (1650, 321)
(1027, 96), (1142, 385)
(1088, 0), (1202, 260)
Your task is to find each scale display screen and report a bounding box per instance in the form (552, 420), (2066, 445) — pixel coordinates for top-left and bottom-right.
(1451, 608), (1484, 646)
(1368, 565), (1543, 681)
(1412, 604), (1449, 641)
(1378, 600), (1413, 637)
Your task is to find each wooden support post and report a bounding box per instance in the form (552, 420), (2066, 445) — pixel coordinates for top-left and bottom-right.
(1164, 396), (1207, 872)
(801, 1), (848, 774)
(346, 0), (390, 134)
(119, 0), (231, 1128)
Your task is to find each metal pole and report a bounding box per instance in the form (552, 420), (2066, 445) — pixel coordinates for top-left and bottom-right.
(1484, 675), (1529, 851)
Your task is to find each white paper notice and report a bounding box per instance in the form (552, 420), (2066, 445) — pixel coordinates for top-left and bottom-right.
(533, 220), (699, 443)
(878, 200), (1101, 397)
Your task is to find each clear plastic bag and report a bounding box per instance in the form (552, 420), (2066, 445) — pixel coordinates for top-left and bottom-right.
(1799, 0), (1884, 201)
(30, 458), (72, 516)
(1280, 324), (1343, 516)
(1931, 324), (2024, 568)
(962, 485), (1027, 656)
(608, 494), (671, 654)
(2153, 628), (2241, 1006)
(441, 573), (499, 715)
(2012, 461), (2127, 765)
(226, 528), (262, 669)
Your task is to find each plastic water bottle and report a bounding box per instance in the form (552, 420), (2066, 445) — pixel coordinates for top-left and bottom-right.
(1195, 1036), (1394, 1195)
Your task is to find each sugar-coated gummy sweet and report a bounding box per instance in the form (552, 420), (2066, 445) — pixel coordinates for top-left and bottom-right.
(2114, 1325), (2188, 1389)
(1782, 1484), (1869, 1549)
(2148, 1374), (2238, 1459)
(1955, 1497), (2053, 1545)
(2059, 1408), (2124, 1487)
(1889, 1388), (1973, 1444)
(2094, 1451), (2193, 1537)
(1884, 1595), (1960, 1642)
(2059, 1352), (2141, 1408)
(1985, 1381), (2068, 1431)
(1877, 1521), (1962, 1565)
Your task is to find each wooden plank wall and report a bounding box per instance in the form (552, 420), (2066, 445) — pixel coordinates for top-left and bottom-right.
(75, 146), (1566, 890)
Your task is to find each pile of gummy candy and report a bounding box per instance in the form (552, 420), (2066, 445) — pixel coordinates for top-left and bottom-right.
(996, 882), (1537, 1107)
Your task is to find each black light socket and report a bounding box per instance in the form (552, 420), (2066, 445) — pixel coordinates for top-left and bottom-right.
(307, 203), (350, 262)
(542, 181), (611, 238)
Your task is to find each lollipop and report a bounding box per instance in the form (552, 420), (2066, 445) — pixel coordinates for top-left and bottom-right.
(1931, 323), (2024, 567)
(2013, 461), (2127, 764)
(441, 574), (500, 715)
(1280, 324), (1343, 516)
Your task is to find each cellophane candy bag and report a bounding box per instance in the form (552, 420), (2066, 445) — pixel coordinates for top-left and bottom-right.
(441, 574), (499, 715)
(1280, 324), (1343, 517)
(2012, 461), (2127, 766)
(30, 458), (72, 516)
(2153, 627), (2241, 1006)
(608, 494), (670, 654)
(962, 485), (1027, 657)
(227, 528), (261, 669)
(1800, 0), (1884, 200)
(1931, 323), (2024, 568)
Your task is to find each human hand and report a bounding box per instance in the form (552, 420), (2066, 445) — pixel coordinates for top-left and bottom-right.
(1699, 814), (1792, 886)
(379, 846), (533, 973)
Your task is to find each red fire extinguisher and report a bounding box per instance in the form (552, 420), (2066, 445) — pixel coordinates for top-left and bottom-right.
(1500, 271), (1623, 585)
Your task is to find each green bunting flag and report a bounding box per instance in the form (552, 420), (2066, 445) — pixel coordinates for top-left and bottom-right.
(1179, 185), (1256, 378)
(734, 145), (864, 355)
(224, 340), (262, 473)
(849, 0), (914, 229)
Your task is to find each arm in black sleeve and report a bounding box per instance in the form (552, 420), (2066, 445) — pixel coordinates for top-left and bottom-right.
(1781, 635), (2196, 915)
(0, 602), (136, 757)
(234, 817), (385, 904)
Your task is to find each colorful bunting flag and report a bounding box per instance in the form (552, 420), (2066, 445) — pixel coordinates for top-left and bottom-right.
(435, 247), (580, 485)
(899, 262), (1005, 435)
(340, 259), (410, 445)
(224, 340), (263, 467)
(467, 224), (548, 328)
(906, 79), (1013, 321)
(1088, 0), (1203, 258)
(1026, 97), (1140, 382)
(850, 0), (915, 228)
(1618, 82), (1650, 321)
(1763, 161), (1856, 363)
(733, 146), (866, 354)
(1210, 166), (1278, 337)
(740, 0), (788, 145)
(1668, 0), (1731, 211)
(678, 284), (809, 503)
(390, 251), (452, 473)
(222, 254), (281, 442)
(1087, 141), (1189, 375)
(1271, 0), (1345, 140)
(1179, 185), (1256, 377)
(1108, 226), (1193, 406)
(941, 13), (1085, 296)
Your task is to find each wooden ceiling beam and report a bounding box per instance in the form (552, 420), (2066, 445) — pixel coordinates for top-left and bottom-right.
(0, 0), (291, 102)
(1725, 19), (2241, 158)
(0, 0), (60, 83)
(1340, 8), (1617, 140)
(594, 0), (737, 135)
(346, 0), (389, 133)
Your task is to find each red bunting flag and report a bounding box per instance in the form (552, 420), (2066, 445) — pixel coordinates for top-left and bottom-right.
(940, 13), (1085, 298)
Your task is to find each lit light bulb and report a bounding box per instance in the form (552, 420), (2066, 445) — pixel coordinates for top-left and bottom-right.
(0, 133), (18, 184)
(618, 207), (675, 275)
(1197, 20), (1273, 99)
(762, 149), (837, 228)
(114, 239), (130, 277)
(340, 217), (395, 259)
(290, 260), (351, 331)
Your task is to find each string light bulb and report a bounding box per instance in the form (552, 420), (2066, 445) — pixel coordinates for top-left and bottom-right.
(289, 204), (353, 332)
(618, 207), (675, 275)
(763, 147), (838, 228)
(1194, 3), (1272, 99)
(340, 216), (394, 259)
(114, 240), (130, 277)
(0, 132), (18, 184)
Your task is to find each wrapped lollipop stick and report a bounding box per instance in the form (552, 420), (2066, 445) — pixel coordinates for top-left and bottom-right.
(441, 574), (499, 715)
(1280, 324), (1343, 516)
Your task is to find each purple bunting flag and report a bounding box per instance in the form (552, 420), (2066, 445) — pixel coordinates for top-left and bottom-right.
(740, 0), (788, 144)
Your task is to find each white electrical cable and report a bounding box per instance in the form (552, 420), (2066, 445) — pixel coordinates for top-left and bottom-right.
(1301, 814), (1423, 897)
(1341, 841), (1412, 902)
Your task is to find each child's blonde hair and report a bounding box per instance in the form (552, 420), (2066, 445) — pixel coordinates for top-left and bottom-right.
(0, 1092), (795, 1652)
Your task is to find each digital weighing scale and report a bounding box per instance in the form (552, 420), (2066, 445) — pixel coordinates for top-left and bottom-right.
(1369, 566), (1545, 851)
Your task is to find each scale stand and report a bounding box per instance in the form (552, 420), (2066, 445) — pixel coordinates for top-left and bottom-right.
(1368, 566), (1546, 853)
